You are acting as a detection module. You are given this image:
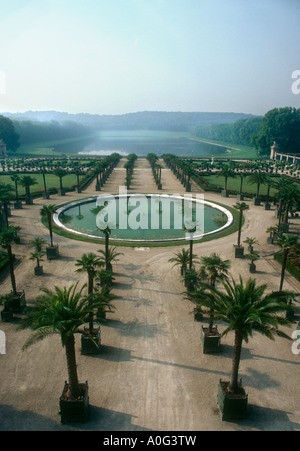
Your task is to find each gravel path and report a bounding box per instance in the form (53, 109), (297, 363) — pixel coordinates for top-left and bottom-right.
(0, 158), (299, 431)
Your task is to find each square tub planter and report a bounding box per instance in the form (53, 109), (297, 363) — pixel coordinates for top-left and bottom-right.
(253, 197), (261, 206)
(10, 290), (26, 313)
(200, 326), (221, 354)
(14, 201), (23, 210)
(34, 266), (44, 276)
(59, 381), (89, 424)
(217, 379), (248, 421)
(46, 245), (59, 260)
(1, 308), (13, 322)
(81, 327), (101, 355)
(249, 263), (256, 273)
(233, 245), (244, 258)
(25, 197), (33, 205)
(221, 190), (229, 198)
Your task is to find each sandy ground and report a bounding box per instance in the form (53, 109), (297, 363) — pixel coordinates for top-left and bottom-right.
(0, 158), (299, 431)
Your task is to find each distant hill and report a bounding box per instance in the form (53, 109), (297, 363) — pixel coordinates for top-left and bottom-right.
(2, 110), (257, 132)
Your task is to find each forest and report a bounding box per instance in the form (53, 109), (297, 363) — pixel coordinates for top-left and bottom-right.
(1, 108), (299, 157)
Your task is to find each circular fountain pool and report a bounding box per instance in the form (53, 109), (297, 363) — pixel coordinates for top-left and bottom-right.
(54, 194), (234, 243)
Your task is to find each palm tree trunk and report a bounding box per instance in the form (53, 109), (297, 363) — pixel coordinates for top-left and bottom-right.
(256, 183), (260, 198)
(65, 334), (80, 399)
(278, 199), (283, 226)
(279, 249), (288, 291)
(88, 273), (94, 333)
(283, 201), (290, 224)
(14, 181), (19, 202)
(7, 244), (17, 296)
(230, 330), (243, 393)
(47, 213), (54, 247)
(239, 177), (243, 195)
(105, 232), (109, 271)
(3, 203), (9, 227)
(189, 238), (193, 271)
(43, 173), (47, 192)
(237, 210), (243, 246)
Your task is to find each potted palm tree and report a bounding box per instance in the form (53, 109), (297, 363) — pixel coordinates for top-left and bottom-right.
(30, 250), (44, 275)
(233, 202), (249, 258)
(266, 226), (277, 244)
(0, 182), (13, 227)
(277, 234), (298, 291)
(198, 275), (293, 420)
(197, 253), (230, 351)
(40, 204), (59, 259)
(237, 172), (248, 201)
(53, 168), (67, 196)
(248, 172), (268, 206)
(20, 175), (37, 205)
(0, 226), (26, 312)
(243, 237), (259, 253)
(0, 294), (13, 322)
(40, 165), (50, 199)
(10, 174), (22, 209)
(219, 165), (236, 197)
(97, 226), (123, 272)
(75, 253), (104, 354)
(20, 283), (106, 423)
(245, 250), (260, 273)
(168, 248), (191, 276)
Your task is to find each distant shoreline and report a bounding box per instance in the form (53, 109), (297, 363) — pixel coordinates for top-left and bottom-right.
(189, 137), (248, 152)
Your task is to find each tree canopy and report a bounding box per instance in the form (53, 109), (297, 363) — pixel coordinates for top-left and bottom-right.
(0, 115), (20, 152)
(251, 107), (300, 156)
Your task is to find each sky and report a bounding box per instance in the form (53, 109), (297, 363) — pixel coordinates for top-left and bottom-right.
(0, 0), (299, 116)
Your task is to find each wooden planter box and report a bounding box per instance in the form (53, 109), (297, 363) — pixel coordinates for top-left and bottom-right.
(264, 203), (271, 210)
(10, 291), (26, 313)
(95, 184), (101, 191)
(59, 381), (89, 424)
(34, 266), (44, 276)
(249, 263), (256, 273)
(217, 379), (248, 420)
(253, 197), (261, 206)
(42, 192), (50, 199)
(236, 194), (244, 201)
(1, 308), (13, 322)
(25, 197), (33, 205)
(81, 327), (101, 355)
(46, 245), (59, 260)
(58, 189), (65, 196)
(221, 190), (229, 198)
(200, 326), (221, 353)
(281, 222), (289, 233)
(14, 201), (23, 210)
(233, 245), (244, 258)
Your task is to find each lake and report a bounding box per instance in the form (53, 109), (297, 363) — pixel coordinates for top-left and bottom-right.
(51, 130), (228, 157)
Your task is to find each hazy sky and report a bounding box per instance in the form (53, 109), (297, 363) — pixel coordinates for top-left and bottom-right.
(0, 0), (299, 116)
